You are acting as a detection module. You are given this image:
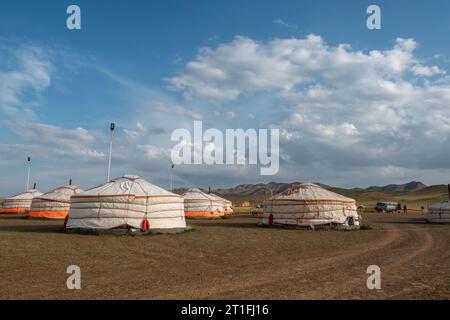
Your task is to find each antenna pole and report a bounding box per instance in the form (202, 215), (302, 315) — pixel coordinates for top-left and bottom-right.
(107, 122), (115, 182)
(26, 156), (31, 191)
(170, 164), (174, 191)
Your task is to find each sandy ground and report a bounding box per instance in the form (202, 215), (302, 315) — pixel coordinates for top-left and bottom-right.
(0, 212), (448, 300)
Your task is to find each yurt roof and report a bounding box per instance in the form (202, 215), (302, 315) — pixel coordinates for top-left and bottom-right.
(36, 185), (83, 201)
(75, 175), (177, 197)
(7, 189), (43, 200)
(429, 199), (450, 210)
(182, 188), (215, 200)
(270, 183), (355, 202)
(209, 193), (232, 204)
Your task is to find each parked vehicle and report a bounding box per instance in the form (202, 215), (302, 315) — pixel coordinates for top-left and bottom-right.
(375, 202), (399, 213)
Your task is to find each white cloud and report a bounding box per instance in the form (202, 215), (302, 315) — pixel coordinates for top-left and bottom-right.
(0, 46), (53, 117)
(124, 129), (140, 140)
(137, 144), (171, 160)
(412, 65), (443, 76)
(4, 35), (450, 193)
(0, 121), (104, 161)
(166, 34), (450, 180)
(272, 18), (297, 29)
(167, 36), (437, 103)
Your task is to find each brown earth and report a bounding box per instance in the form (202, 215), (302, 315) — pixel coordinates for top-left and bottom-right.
(0, 213), (448, 299)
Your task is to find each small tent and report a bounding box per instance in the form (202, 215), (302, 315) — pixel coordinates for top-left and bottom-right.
(182, 188), (225, 218)
(0, 189), (43, 214)
(66, 175), (186, 232)
(209, 193), (234, 215)
(262, 183), (360, 228)
(28, 185), (83, 219)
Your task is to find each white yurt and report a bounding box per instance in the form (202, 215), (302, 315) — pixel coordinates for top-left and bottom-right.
(427, 186), (450, 223)
(28, 184), (83, 219)
(0, 189), (43, 214)
(182, 188), (225, 218)
(209, 193), (234, 215)
(262, 183), (360, 228)
(66, 175), (186, 232)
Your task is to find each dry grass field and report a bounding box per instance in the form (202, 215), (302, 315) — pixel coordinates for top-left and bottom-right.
(0, 212), (449, 300)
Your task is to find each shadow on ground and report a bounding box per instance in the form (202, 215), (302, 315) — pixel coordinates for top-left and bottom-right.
(0, 224), (63, 234)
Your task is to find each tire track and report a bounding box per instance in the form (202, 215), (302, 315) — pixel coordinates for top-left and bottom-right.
(159, 224), (401, 299)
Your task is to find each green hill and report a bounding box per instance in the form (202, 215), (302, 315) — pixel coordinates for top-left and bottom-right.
(330, 185), (449, 210)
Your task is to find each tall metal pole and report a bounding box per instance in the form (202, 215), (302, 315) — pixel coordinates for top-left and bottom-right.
(170, 164), (174, 191)
(107, 122), (115, 182)
(26, 156), (31, 191)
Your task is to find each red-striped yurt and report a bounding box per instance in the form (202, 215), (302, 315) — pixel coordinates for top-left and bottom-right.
(262, 183), (360, 228)
(66, 175), (186, 232)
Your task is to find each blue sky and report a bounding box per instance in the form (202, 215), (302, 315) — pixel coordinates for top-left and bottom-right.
(2, 0), (450, 194)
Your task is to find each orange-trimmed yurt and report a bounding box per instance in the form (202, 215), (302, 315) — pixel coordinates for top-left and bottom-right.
(0, 189), (43, 214)
(262, 183), (360, 228)
(28, 185), (83, 219)
(182, 188), (225, 218)
(66, 175), (186, 232)
(210, 193), (234, 215)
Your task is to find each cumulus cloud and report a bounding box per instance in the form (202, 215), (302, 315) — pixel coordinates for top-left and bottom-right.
(165, 34), (450, 186)
(0, 45), (53, 117)
(4, 35), (450, 192)
(0, 122), (104, 161)
(137, 144), (171, 160)
(167, 35), (446, 102)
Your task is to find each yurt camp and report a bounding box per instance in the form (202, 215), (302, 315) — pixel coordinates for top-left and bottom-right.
(182, 188), (225, 218)
(209, 193), (234, 215)
(427, 184), (450, 224)
(66, 175), (186, 233)
(28, 184), (83, 219)
(262, 183), (360, 228)
(0, 189), (43, 215)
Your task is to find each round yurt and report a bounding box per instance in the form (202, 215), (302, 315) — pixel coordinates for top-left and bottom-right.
(427, 201), (450, 223)
(28, 185), (83, 219)
(427, 185), (450, 223)
(0, 189), (43, 214)
(182, 188), (225, 218)
(210, 193), (234, 215)
(262, 183), (360, 228)
(66, 175), (186, 233)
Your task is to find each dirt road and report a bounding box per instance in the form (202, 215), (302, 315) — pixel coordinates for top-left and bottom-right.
(0, 213), (448, 299)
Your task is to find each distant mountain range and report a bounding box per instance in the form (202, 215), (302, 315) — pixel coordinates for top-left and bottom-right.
(365, 181), (427, 193)
(174, 181), (449, 210)
(175, 181), (428, 197)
